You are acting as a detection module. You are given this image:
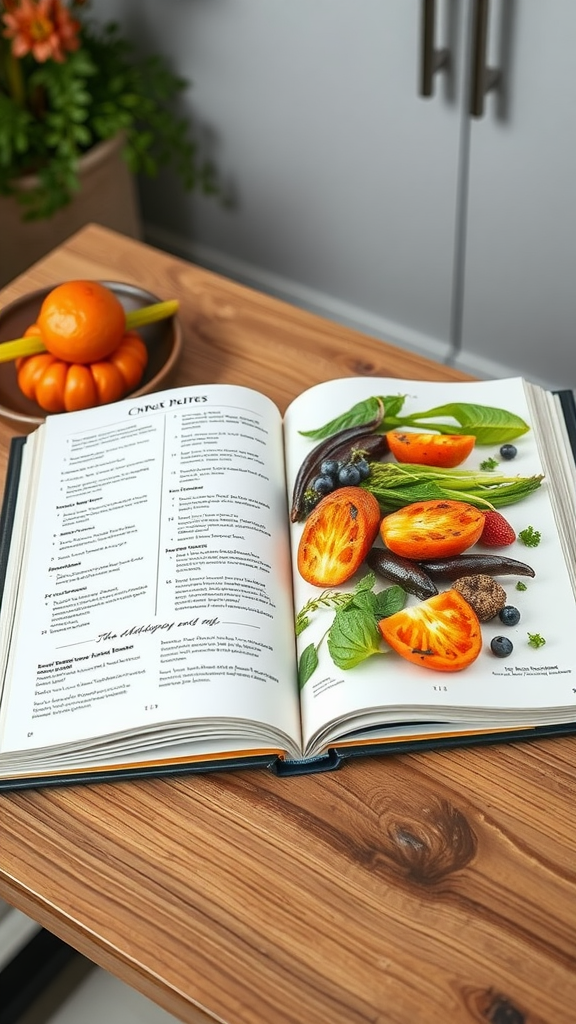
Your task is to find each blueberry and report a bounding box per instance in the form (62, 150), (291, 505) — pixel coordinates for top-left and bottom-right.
(499, 444), (518, 460)
(338, 464), (361, 486)
(311, 474), (335, 495)
(320, 459), (341, 477)
(499, 605), (521, 626)
(491, 636), (514, 658)
(354, 458), (371, 480)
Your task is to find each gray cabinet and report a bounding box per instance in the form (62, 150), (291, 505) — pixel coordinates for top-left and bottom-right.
(143, 0), (467, 364)
(112, 0), (574, 387)
(455, 0), (576, 387)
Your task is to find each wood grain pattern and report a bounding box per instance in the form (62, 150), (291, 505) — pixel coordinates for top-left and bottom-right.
(0, 226), (575, 1024)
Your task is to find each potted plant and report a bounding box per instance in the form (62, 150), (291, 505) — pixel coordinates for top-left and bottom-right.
(0, 0), (218, 281)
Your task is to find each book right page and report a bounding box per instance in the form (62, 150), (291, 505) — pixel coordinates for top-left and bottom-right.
(283, 376), (576, 758)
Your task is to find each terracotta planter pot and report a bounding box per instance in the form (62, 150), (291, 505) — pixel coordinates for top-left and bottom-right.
(0, 133), (143, 288)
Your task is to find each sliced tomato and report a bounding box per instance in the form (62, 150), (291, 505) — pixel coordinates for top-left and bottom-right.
(297, 486), (381, 587)
(386, 431), (476, 468)
(380, 499), (484, 560)
(378, 590), (482, 672)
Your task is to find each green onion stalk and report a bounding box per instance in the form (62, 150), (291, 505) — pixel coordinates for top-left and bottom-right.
(362, 462), (544, 512)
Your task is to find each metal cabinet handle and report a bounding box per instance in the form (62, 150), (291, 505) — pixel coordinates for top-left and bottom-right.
(470, 0), (501, 117)
(420, 0), (449, 97)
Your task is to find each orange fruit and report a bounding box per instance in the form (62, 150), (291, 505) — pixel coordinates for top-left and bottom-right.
(379, 499), (485, 560)
(297, 486), (381, 587)
(386, 431), (476, 468)
(37, 281), (126, 364)
(378, 590), (482, 672)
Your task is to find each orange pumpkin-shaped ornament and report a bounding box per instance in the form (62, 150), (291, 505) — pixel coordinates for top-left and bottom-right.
(16, 326), (148, 413)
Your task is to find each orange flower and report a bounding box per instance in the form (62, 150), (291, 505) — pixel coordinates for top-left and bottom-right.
(2, 0), (80, 63)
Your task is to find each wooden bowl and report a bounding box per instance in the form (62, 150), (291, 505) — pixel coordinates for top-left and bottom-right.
(0, 281), (182, 428)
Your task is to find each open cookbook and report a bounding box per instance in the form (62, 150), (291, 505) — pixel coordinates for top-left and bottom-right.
(0, 375), (575, 789)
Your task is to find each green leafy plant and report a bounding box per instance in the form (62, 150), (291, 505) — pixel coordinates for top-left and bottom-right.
(296, 573), (407, 688)
(0, 0), (219, 219)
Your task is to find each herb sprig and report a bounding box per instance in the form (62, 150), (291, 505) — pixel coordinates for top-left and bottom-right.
(519, 526), (542, 547)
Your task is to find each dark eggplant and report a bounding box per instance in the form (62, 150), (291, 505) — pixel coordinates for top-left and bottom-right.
(417, 553), (535, 580)
(365, 547), (438, 600)
(290, 400), (386, 522)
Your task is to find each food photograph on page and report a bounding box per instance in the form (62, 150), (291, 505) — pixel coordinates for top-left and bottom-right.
(284, 376), (576, 757)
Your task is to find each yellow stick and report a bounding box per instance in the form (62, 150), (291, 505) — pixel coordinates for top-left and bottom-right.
(0, 337), (46, 362)
(0, 299), (179, 364)
(125, 299), (179, 330)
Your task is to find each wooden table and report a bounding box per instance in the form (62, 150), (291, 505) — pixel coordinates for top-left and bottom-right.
(1, 225), (575, 1024)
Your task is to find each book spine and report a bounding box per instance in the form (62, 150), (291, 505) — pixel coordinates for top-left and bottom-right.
(0, 436), (25, 610)
(271, 750), (343, 776)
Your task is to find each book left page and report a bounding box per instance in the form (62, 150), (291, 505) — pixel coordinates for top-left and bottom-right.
(0, 384), (302, 778)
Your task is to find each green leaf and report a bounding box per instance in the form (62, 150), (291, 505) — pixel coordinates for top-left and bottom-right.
(299, 396), (398, 440)
(399, 402), (530, 443)
(347, 590), (377, 617)
(373, 585), (407, 620)
(298, 643), (319, 689)
(378, 395), (406, 420)
(327, 608), (384, 670)
(353, 571), (377, 594)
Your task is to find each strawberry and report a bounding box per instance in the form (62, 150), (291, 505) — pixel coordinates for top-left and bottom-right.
(480, 510), (516, 547)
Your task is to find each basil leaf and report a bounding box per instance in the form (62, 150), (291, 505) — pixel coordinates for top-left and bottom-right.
(348, 590), (377, 618)
(379, 395), (406, 420)
(327, 607), (384, 669)
(400, 402), (530, 443)
(298, 643), (319, 689)
(373, 585), (407, 620)
(353, 571), (376, 594)
(299, 395), (402, 440)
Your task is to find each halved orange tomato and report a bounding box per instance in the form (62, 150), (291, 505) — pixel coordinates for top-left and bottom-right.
(386, 431), (476, 468)
(380, 499), (485, 560)
(378, 590), (482, 672)
(297, 486), (381, 587)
